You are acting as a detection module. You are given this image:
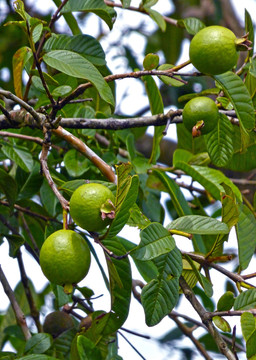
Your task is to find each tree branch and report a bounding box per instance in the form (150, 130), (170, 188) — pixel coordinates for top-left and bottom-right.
(170, 314), (213, 360)
(179, 276), (237, 360)
(53, 126), (116, 183)
(0, 265), (31, 340)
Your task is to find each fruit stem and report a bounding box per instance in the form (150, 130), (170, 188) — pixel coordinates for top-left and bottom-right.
(63, 209), (68, 230)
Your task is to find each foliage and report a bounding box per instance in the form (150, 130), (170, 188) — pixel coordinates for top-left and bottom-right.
(0, 0), (255, 359)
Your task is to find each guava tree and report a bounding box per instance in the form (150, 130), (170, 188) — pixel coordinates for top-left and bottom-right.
(0, 1), (256, 359)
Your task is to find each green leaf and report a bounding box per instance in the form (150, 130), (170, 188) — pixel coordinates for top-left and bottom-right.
(43, 50), (114, 106)
(146, 8), (166, 31)
(4, 234), (25, 258)
(167, 215), (229, 235)
(207, 184), (239, 257)
(217, 291), (235, 311)
(234, 289), (256, 310)
(0, 169), (18, 208)
(63, 149), (88, 177)
(174, 162), (242, 202)
(141, 247), (182, 326)
(77, 335), (102, 360)
(236, 204), (256, 270)
(205, 113), (234, 167)
(157, 64), (184, 87)
(61, 0), (117, 30)
(52, 85), (72, 97)
(247, 330), (256, 359)
(40, 180), (58, 217)
(245, 9), (254, 57)
(212, 316), (231, 333)
(151, 170), (206, 253)
(44, 34), (106, 66)
(126, 203), (151, 230)
(119, 237), (158, 282)
(214, 71), (255, 131)
(142, 75), (164, 164)
(132, 222), (175, 260)
(106, 164), (139, 238)
(177, 17), (205, 35)
(183, 254), (213, 297)
(173, 149), (193, 166)
(1, 143), (34, 172)
(24, 334), (53, 354)
(241, 312), (256, 341)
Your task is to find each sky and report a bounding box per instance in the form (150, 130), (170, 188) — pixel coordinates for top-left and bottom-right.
(1, 0), (256, 359)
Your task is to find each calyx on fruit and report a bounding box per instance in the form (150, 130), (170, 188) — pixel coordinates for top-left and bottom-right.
(69, 183), (115, 233)
(43, 310), (74, 338)
(189, 25), (239, 75)
(182, 96), (219, 137)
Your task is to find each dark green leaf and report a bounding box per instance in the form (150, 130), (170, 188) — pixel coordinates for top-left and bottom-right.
(44, 34), (106, 66)
(205, 113), (234, 167)
(0, 169), (18, 209)
(106, 164), (139, 238)
(63, 149), (88, 177)
(214, 71), (255, 131)
(61, 0), (117, 30)
(132, 222), (176, 260)
(4, 234), (25, 258)
(174, 162), (242, 201)
(77, 335), (102, 360)
(24, 333), (53, 354)
(141, 247), (182, 326)
(1, 143), (34, 172)
(236, 204), (256, 270)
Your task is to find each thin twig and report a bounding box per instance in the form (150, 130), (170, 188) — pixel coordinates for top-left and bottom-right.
(40, 128), (69, 210)
(0, 265), (31, 340)
(0, 90), (42, 126)
(16, 251), (42, 333)
(0, 200), (61, 223)
(19, 212), (40, 258)
(0, 130), (61, 150)
(120, 327), (150, 339)
(118, 330), (146, 360)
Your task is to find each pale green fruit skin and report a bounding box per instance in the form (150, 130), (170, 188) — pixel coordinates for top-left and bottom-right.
(70, 183), (115, 232)
(189, 26), (238, 75)
(182, 96), (219, 134)
(40, 230), (91, 285)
